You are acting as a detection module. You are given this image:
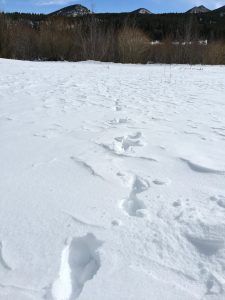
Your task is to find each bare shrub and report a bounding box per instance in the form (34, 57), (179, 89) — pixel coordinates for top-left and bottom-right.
(118, 25), (150, 63)
(0, 14), (225, 65)
(38, 19), (76, 60)
(203, 42), (225, 65)
(0, 14), (10, 57)
(76, 16), (117, 62)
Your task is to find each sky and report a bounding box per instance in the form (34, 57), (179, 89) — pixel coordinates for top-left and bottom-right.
(0, 0), (225, 14)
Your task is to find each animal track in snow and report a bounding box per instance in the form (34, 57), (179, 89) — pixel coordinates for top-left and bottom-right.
(120, 176), (149, 218)
(114, 100), (122, 111)
(101, 132), (144, 157)
(115, 106), (122, 111)
(99, 142), (157, 162)
(173, 200), (182, 207)
(205, 273), (224, 296)
(210, 195), (225, 209)
(111, 220), (121, 226)
(132, 176), (150, 194)
(108, 118), (129, 125)
(114, 136), (142, 152)
(122, 195), (146, 218)
(51, 233), (102, 300)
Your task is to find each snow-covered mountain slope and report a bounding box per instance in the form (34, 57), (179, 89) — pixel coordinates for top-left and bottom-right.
(186, 5), (211, 13)
(49, 4), (91, 17)
(0, 59), (225, 300)
(131, 8), (153, 14)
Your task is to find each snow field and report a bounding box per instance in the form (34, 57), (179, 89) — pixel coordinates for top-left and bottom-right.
(0, 59), (225, 300)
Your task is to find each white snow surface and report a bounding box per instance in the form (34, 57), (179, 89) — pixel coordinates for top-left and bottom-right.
(0, 59), (225, 300)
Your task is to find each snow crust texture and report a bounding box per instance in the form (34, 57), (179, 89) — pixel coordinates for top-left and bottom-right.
(0, 59), (225, 300)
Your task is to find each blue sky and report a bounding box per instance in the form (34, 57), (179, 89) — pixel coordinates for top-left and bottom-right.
(1, 0), (225, 14)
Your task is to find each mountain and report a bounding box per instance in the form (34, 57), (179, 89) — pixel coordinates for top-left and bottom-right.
(186, 5), (211, 14)
(48, 4), (225, 17)
(131, 8), (153, 14)
(213, 5), (225, 13)
(49, 4), (91, 17)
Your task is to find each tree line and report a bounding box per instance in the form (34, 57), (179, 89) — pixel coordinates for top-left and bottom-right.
(0, 13), (225, 64)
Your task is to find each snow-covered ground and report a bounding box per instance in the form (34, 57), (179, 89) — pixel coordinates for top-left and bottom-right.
(0, 59), (225, 300)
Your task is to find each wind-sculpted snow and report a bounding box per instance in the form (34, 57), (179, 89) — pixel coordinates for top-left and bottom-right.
(0, 59), (225, 300)
(0, 242), (12, 271)
(180, 158), (225, 175)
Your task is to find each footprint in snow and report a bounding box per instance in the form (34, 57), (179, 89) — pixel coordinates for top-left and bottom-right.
(109, 133), (144, 156)
(205, 273), (223, 296)
(100, 133), (158, 162)
(120, 176), (150, 218)
(114, 135), (143, 152)
(51, 233), (103, 300)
